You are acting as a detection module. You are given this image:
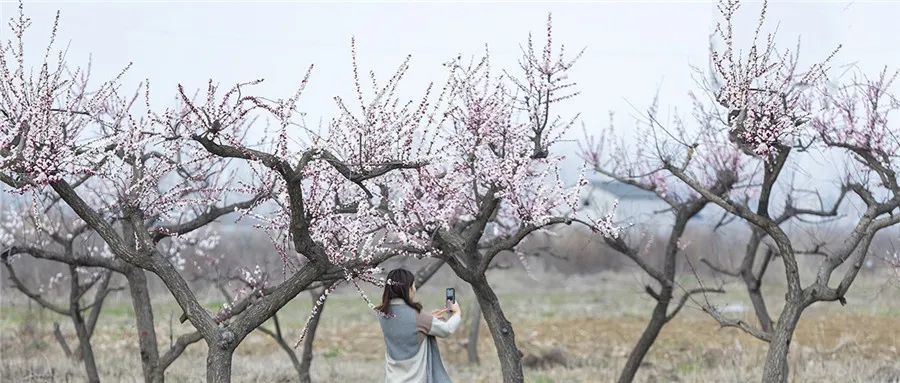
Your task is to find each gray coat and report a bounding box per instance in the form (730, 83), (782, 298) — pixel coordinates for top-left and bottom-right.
(378, 298), (461, 383)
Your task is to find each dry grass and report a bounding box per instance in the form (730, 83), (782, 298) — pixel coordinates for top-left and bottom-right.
(1, 269), (898, 382)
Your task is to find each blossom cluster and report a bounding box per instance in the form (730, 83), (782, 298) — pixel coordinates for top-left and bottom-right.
(809, 68), (899, 161)
(0, 4), (130, 186)
(710, 0), (835, 158)
(389, 19), (614, 254)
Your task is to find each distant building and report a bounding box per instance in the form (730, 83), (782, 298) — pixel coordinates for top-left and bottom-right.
(573, 176), (716, 230)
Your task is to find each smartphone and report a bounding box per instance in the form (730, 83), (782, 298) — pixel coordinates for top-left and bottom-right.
(445, 288), (456, 309)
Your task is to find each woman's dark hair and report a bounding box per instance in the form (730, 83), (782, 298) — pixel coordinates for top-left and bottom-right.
(376, 268), (422, 314)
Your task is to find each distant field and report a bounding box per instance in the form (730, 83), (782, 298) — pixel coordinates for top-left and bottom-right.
(2, 269), (898, 382)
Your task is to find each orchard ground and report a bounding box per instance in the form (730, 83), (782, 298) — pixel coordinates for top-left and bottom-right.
(2, 266), (898, 383)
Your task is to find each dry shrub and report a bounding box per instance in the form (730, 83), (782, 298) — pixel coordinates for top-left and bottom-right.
(870, 366), (900, 383)
(523, 346), (571, 370)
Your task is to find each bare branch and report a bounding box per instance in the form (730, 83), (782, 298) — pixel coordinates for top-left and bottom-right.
(700, 258), (740, 277)
(701, 304), (772, 343)
(159, 331), (203, 370)
(151, 191), (270, 242)
(1, 255), (69, 315)
(666, 287), (725, 322)
(480, 216), (572, 273)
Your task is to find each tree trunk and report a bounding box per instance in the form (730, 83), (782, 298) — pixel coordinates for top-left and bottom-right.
(125, 267), (164, 383)
(121, 220), (165, 383)
(745, 281), (774, 333)
(297, 290), (326, 383)
(470, 277), (523, 383)
(258, 313), (307, 383)
(53, 322), (74, 358)
(71, 309), (100, 382)
(69, 266), (100, 383)
(206, 342), (235, 383)
(467, 300), (482, 365)
(616, 212), (689, 383)
(274, 319), (306, 382)
(742, 230), (774, 333)
(255, 291), (328, 383)
(71, 309), (101, 382)
(761, 301), (804, 383)
(617, 299), (668, 383)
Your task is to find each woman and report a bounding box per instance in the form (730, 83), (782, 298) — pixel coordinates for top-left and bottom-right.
(376, 268), (461, 383)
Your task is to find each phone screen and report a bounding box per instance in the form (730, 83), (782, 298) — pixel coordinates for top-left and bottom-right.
(446, 288), (456, 305)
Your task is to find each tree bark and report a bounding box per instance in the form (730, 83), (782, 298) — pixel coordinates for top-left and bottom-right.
(470, 276), (523, 383)
(257, 311), (312, 383)
(467, 300), (482, 365)
(617, 299), (668, 383)
(125, 267), (163, 383)
(206, 339), (235, 383)
(741, 230), (775, 333)
(271, 315), (305, 380)
(297, 290), (326, 383)
(69, 266), (100, 383)
(414, 259), (446, 289)
(53, 322), (74, 358)
(761, 301), (804, 383)
(614, 210), (692, 383)
(71, 308), (100, 382)
(745, 279), (774, 333)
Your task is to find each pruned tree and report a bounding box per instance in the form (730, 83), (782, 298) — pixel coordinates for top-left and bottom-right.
(0, 191), (263, 382)
(178, 38), (451, 381)
(1, 4), (420, 382)
(198, 264), (324, 383)
(581, 94), (743, 382)
(700, 183), (847, 338)
(636, 1), (900, 381)
(0, 198), (119, 383)
(387, 17), (619, 383)
(3, 257), (111, 382)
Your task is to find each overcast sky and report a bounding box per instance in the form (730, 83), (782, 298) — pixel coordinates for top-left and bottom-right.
(3, 1), (899, 185)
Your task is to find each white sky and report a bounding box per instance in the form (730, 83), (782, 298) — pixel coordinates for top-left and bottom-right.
(2, 0), (899, 184)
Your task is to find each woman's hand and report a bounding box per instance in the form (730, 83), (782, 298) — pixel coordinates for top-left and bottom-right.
(431, 308), (449, 318)
(448, 301), (460, 316)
